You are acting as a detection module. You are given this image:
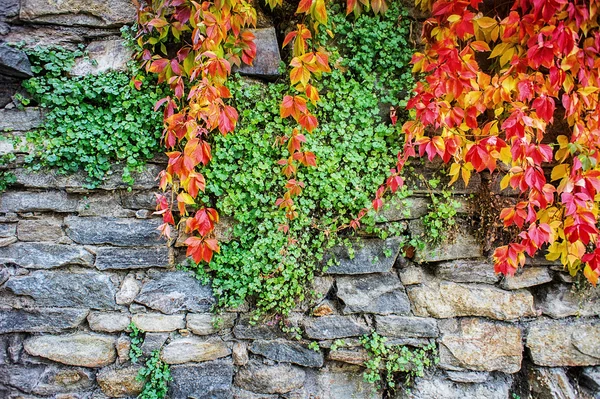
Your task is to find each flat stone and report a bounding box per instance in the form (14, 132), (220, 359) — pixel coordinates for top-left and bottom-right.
(308, 363), (380, 399)
(135, 271), (214, 314)
(527, 319), (600, 366)
(232, 387), (278, 399)
(536, 284), (600, 318)
(77, 193), (134, 217)
(439, 318), (523, 373)
(120, 190), (157, 209)
(95, 246), (170, 270)
(234, 359), (306, 394)
(233, 341), (249, 366)
(161, 337), (230, 365)
(141, 332), (169, 357)
(24, 333), (116, 367)
(411, 220), (482, 262)
(375, 316), (438, 338)
(404, 373), (513, 399)
(0, 108), (43, 132)
(19, 0), (136, 27)
(249, 340), (324, 368)
(233, 314), (286, 340)
(97, 366), (144, 398)
(116, 275), (142, 305)
(0, 43), (32, 78)
(308, 276), (334, 304)
(132, 313), (185, 332)
(327, 348), (370, 365)
(169, 359), (234, 399)
(500, 267), (553, 290)
(398, 265), (427, 285)
(0, 308), (88, 333)
(71, 39), (132, 76)
(187, 312), (236, 335)
(116, 335), (131, 363)
(325, 237), (402, 275)
(434, 259), (499, 284)
(0, 242), (93, 269)
(0, 364), (95, 396)
(0, 191), (79, 213)
(0, 223), (16, 238)
(0, 0), (18, 18)
(377, 196), (430, 222)
(336, 272), (410, 315)
(0, 237), (17, 247)
(65, 216), (164, 246)
(406, 279), (536, 320)
(303, 315), (370, 340)
(5, 270), (117, 309)
(237, 27), (281, 79)
(17, 218), (65, 242)
(87, 311), (130, 332)
(445, 371), (490, 383)
(529, 367), (578, 399)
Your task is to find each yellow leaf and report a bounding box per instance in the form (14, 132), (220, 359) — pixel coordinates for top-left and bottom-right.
(584, 264), (599, 286)
(447, 14), (461, 23)
(461, 167), (472, 187)
(489, 42), (511, 59)
(500, 173), (510, 190)
(476, 16), (497, 30)
(551, 164), (569, 181)
(578, 86), (599, 96)
(178, 192), (196, 205)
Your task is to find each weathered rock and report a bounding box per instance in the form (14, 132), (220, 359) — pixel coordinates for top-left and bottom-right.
(0, 364), (95, 396)
(398, 265), (427, 285)
(406, 279), (536, 320)
(0, 223), (16, 238)
(529, 367), (578, 399)
(0, 0), (18, 18)
(71, 39), (132, 76)
(17, 218), (65, 242)
(135, 271), (214, 314)
(0, 236), (17, 247)
(116, 275), (142, 305)
(161, 337), (230, 364)
(19, 0), (136, 27)
(309, 276), (334, 304)
(336, 272), (410, 315)
(97, 366), (144, 398)
(0, 191), (79, 213)
(500, 267), (553, 290)
(141, 332), (169, 357)
(236, 28), (281, 79)
(116, 335), (131, 363)
(411, 220), (482, 263)
(303, 315), (370, 340)
(445, 371), (490, 384)
(375, 316), (438, 338)
(0, 43), (32, 78)
(132, 313), (185, 332)
(169, 359), (234, 399)
(439, 318), (523, 373)
(233, 341), (249, 366)
(187, 312), (236, 335)
(233, 314), (286, 340)
(0, 108), (43, 132)
(249, 340), (324, 368)
(24, 333), (116, 367)
(312, 299), (336, 317)
(65, 216), (164, 246)
(325, 238), (402, 275)
(307, 363), (380, 399)
(94, 246), (170, 270)
(235, 360), (306, 394)
(580, 367), (600, 392)
(5, 270), (117, 309)
(232, 387), (279, 399)
(402, 373), (513, 399)
(327, 348), (370, 365)
(527, 319), (600, 366)
(434, 259), (499, 284)
(536, 284), (600, 318)
(378, 196), (430, 222)
(87, 311), (130, 332)
(0, 308), (88, 333)
(0, 242), (93, 269)
(120, 190), (157, 210)
(77, 192), (134, 217)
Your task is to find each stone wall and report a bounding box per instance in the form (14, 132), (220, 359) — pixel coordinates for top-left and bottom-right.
(1, 1), (600, 399)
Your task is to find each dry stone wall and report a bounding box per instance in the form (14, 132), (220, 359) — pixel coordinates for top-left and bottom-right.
(1, 1), (600, 399)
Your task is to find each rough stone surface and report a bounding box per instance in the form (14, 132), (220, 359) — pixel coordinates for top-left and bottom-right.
(527, 319), (600, 366)
(237, 28), (281, 79)
(500, 267), (553, 290)
(0, 191), (79, 213)
(87, 311), (130, 332)
(17, 218), (65, 242)
(0, 364), (95, 396)
(312, 299), (336, 317)
(434, 259), (499, 284)
(116, 275), (142, 305)
(327, 348), (370, 365)
(234, 360), (306, 394)
(398, 265), (427, 285)
(529, 367), (579, 399)
(536, 284), (600, 318)
(169, 359), (234, 399)
(325, 238), (402, 275)
(233, 341), (249, 366)
(97, 366), (144, 397)
(439, 318), (523, 373)
(71, 39), (132, 76)
(141, 332), (169, 357)
(303, 315), (370, 340)
(406, 279), (536, 320)
(0, 242), (93, 269)
(19, 0), (136, 27)
(249, 340), (324, 368)
(94, 246), (170, 270)
(0, 223), (16, 238)
(5, 270), (117, 309)
(581, 367), (600, 392)
(375, 315), (438, 338)
(445, 371), (490, 383)
(77, 192), (134, 217)
(378, 196), (430, 222)
(403, 373), (513, 399)
(233, 314), (286, 340)
(411, 220), (482, 262)
(187, 312), (236, 335)
(24, 333), (116, 367)
(0, 308), (88, 333)
(336, 272), (411, 315)
(116, 335), (131, 363)
(161, 337), (231, 364)
(135, 271), (214, 314)
(65, 216), (164, 246)
(0, 43), (33, 78)
(308, 363), (380, 399)
(0, 108), (43, 132)
(132, 313), (185, 332)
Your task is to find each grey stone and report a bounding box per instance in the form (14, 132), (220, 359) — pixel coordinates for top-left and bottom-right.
(398, 265), (427, 285)
(249, 340), (324, 368)
(337, 272), (410, 315)
(325, 238), (402, 275)
(529, 367), (578, 399)
(169, 359), (234, 399)
(141, 333), (169, 357)
(0, 243), (93, 269)
(77, 193), (135, 217)
(0, 191), (79, 213)
(161, 337), (231, 364)
(0, 44), (32, 78)
(0, 364), (95, 396)
(0, 236), (17, 247)
(120, 190), (157, 210)
(5, 270), (117, 309)
(87, 311), (130, 332)
(132, 313), (185, 332)
(581, 367), (600, 392)
(377, 196), (430, 222)
(233, 314), (286, 340)
(375, 316), (438, 338)
(434, 259), (499, 284)
(95, 246), (170, 270)
(237, 28), (281, 79)
(233, 342), (249, 366)
(500, 267), (553, 290)
(445, 371), (490, 384)
(97, 366), (144, 398)
(17, 218), (65, 242)
(24, 333), (116, 367)
(0, 0), (18, 18)
(234, 359), (305, 394)
(19, 0), (136, 27)
(402, 373), (513, 399)
(0, 308), (88, 333)
(135, 271), (214, 314)
(187, 312), (237, 335)
(116, 275), (142, 305)
(232, 387), (278, 399)
(303, 315), (369, 340)
(0, 108), (43, 132)
(0, 223), (16, 238)
(327, 348), (370, 365)
(0, 268), (9, 285)
(71, 39), (132, 76)
(116, 334), (131, 362)
(65, 216), (164, 246)
(411, 220), (482, 262)
(536, 284), (600, 318)
(306, 363), (380, 399)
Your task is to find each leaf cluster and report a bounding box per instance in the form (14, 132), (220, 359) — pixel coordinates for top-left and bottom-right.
(137, 350), (172, 399)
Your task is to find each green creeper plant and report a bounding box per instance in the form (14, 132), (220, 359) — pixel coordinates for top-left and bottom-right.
(137, 349), (172, 399)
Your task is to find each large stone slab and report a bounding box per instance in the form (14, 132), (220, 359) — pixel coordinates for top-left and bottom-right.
(375, 315), (438, 338)
(132, 313), (185, 332)
(336, 272), (410, 315)
(406, 279), (536, 320)
(0, 308), (88, 333)
(325, 238), (402, 275)
(303, 315), (370, 340)
(97, 366), (144, 398)
(65, 216), (164, 246)
(249, 340), (324, 368)
(94, 246), (170, 270)
(135, 271), (214, 314)
(0, 364), (95, 396)
(304, 363), (380, 399)
(5, 270), (117, 309)
(19, 0), (136, 27)
(527, 319), (600, 366)
(87, 311), (130, 332)
(500, 267), (553, 290)
(0, 191), (79, 213)
(0, 242), (93, 269)
(403, 373), (513, 399)
(377, 196), (430, 222)
(536, 284), (600, 318)
(439, 318), (523, 373)
(24, 333), (116, 367)
(410, 220), (482, 262)
(434, 259), (499, 284)
(237, 27), (281, 79)
(234, 359), (306, 394)
(161, 337), (231, 364)
(70, 39), (132, 76)
(17, 218), (65, 242)
(169, 359), (234, 399)
(0, 43), (33, 78)
(0, 108), (42, 131)
(233, 314), (286, 340)
(187, 312), (236, 335)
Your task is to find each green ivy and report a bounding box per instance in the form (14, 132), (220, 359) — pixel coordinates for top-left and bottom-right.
(128, 321), (144, 364)
(137, 350), (171, 399)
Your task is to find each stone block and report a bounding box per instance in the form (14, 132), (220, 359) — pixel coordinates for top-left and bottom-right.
(377, 196), (430, 222)
(77, 192), (135, 217)
(0, 43), (32, 78)
(434, 259), (499, 284)
(303, 315), (370, 340)
(116, 275), (142, 305)
(94, 246), (170, 270)
(0, 308), (88, 333)
(132, 313), (185, 332)
(19, 0), (136, 27)
(307, 363), (381, 399)
(0, 191), (79, 213)
(161, 337), (231, 365)
(536, 284), (600, 318)
(70, 39), (132, 76)
(403, 373), (513, 399)
(398, 265), (427, 285)
(233, 342), (249, 366)
(169, 359), (234, 399)
(0, 242), (93, 269)
(24, 333), (116, 367)
(141, 332), (169, 357)
(249, 340), (324, 368)
(325, 237), (402, 275)
(445, 371), (490, 383)
(529, 367), (578, 399)
(17, 217), (65, 242)
(233, 314), (286, 340)
(234, 359), (305, 394)
(87, 311), (130, 332)
(0, 364), (95, 396)
(336, 272), (410, 315)
(187, 312), (236, 335)
(500, 267), (553, 290)
(97, 366), (144, 398)
(375, 316), (438, 338)
(236, 27), (281, 79)
(0, 223), (16, 238)
(410, 220), (482, 262)
(0, 108), (42, 131)
(327, 348), (370, 365)
(65, 216), (165, 246)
